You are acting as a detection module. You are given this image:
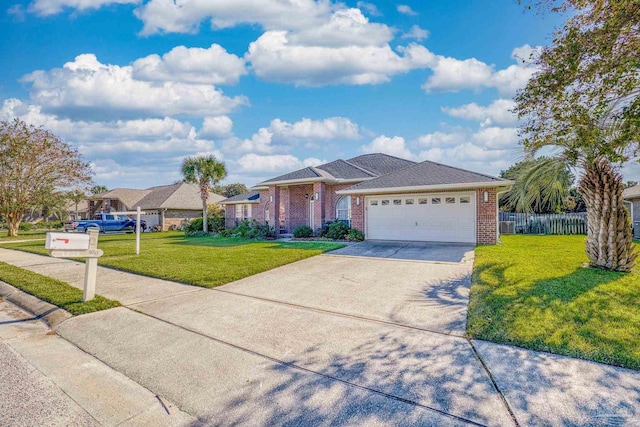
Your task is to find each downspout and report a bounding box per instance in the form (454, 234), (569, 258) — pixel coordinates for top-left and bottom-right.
(496, 187), (512, 244)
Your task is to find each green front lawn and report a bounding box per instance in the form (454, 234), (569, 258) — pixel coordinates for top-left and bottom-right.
(468, 235), (640, 370)
(2, 232), (344, 288)
(0, 262), (120, 315)
(0, 229), (49, 241)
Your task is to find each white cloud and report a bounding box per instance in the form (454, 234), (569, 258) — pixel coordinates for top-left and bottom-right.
(132, 44), (247, 85)
(401, 25), (429, 41)
(200, 116), (233, 138)
(247, 31), (434, 86)
(134, 0), (332, 35)
(357, 1), (381, 16)
(422, 56), (494, 93)
(415, 131), (466, 148)
(397, 4), (417, 15)
(221, 116), (361, 154)
(269, 117), (360, 141)
(472, 127), (519, 149)
(21, 54), (248, 120)
(441, 99), (517, 126)
(28, 0), (139, 16)
(286, 8), (393, 48)
(421, 45), (540, 96)
(415, 126), (522, 175)
(360, 135), (415, 160)
(236, 154), (322, 173)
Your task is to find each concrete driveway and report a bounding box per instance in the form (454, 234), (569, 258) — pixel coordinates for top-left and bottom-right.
(329, 240), (475, 263)
(4, 247), (640, 426)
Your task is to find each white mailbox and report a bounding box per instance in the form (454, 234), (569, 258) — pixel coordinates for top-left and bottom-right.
(45, 232), (90, 250)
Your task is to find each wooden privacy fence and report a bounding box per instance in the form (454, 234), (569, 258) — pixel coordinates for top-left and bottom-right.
(499, 212), (588, 235)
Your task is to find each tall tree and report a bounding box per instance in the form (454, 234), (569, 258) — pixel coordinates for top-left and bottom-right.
(0, 119), (92, 236)
(181, 155), (227, 233)
(515, 1), (640, 271)
(214, 183), (248, 198)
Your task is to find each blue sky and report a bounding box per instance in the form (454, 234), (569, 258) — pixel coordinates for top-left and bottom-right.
(4, 0), (635, 189)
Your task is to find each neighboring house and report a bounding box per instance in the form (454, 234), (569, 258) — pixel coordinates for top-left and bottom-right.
(89, 183), (224, 231)
(623, 185), (640, 239)
(221, 153), (513, 245)
(67, 199), (90, 220)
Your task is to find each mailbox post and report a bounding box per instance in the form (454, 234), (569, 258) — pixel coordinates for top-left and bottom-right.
(46, 229), (103, 302)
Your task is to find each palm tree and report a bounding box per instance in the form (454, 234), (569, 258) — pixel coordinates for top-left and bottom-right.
(67, 189), (86, 220)
(181, 155), (227, 233)
(515, 112), (637, 272)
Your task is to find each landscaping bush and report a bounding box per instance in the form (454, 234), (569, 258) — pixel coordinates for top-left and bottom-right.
(316, 221), (334, 238)
(326, 221), (349, 240)
(346, 228), (365, 242)
(293, 225), (314, 238)
(233, 220), (276, 240)
(185, 216), (223, 234)
(18, 222), (34, 231)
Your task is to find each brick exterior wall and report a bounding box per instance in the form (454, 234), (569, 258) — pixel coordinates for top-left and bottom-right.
(476, 188), (498, 245)
(325, 184), (354, 222)
(163, 209), (201, 231)
(287, 184), (314, 232)
(351, 194), (365, 232)
(260, 183), (500, 244)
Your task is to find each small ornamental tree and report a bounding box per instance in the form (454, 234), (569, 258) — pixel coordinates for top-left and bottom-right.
(0, 119), (92, 236)
(181, 155), (227, 233)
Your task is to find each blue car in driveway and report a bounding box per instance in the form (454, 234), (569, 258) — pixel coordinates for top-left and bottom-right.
(65, 213), (146, 233)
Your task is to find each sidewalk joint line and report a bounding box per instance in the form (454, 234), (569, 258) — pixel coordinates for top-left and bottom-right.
(211, 288), (466, 339)
(468, 340), (520, 427)
(137, 309), (488, 427)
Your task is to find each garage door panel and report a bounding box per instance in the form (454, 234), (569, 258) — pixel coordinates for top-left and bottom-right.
(366, 193), (476, 243)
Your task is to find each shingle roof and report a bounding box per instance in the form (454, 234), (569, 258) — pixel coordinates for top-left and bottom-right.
(99, 183), (223, 211)
(316, 159), (376, 179)
(262, 167), (324, 183)
(100, 188), (150, 210)
(623, 185), (640, 200)
(346, 153), (416, 176)
(258, 153), (415, 185)
(221, 190), (261, 204)
(342, 160), (510, 192)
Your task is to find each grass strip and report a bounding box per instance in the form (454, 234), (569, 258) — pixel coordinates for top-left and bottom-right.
(0, 262), (121, 315)
(467, 235), (640, 370)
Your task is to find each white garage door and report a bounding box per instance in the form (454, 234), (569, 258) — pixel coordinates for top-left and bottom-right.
(365, 193), (476, 243)
(140, 210), (160, 228)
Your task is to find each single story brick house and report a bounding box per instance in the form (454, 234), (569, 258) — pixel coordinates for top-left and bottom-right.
(89, 183), (225, 231)
(623, 185), (640, 239)
(221, 153), (513, 244)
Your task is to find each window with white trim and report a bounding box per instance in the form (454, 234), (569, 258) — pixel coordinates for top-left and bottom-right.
(336, 196), (351, 223)
(235, 204), (251, 220)
(370, 200), (378, 206)
(460, 196), (471, 204)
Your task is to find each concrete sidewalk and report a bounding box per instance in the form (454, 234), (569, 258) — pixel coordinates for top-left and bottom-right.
(0, 300), (193, 426)
(1, 247), (639, 426)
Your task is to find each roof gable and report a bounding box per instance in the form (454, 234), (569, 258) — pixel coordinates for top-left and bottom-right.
(342, 160), (509, 192)
(100, 188), (150, 210)
(347, 153), (416, 176)
(316, 159), (375, 180)
(623, 185), (640, 200)
(262, 167), (323, 183)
